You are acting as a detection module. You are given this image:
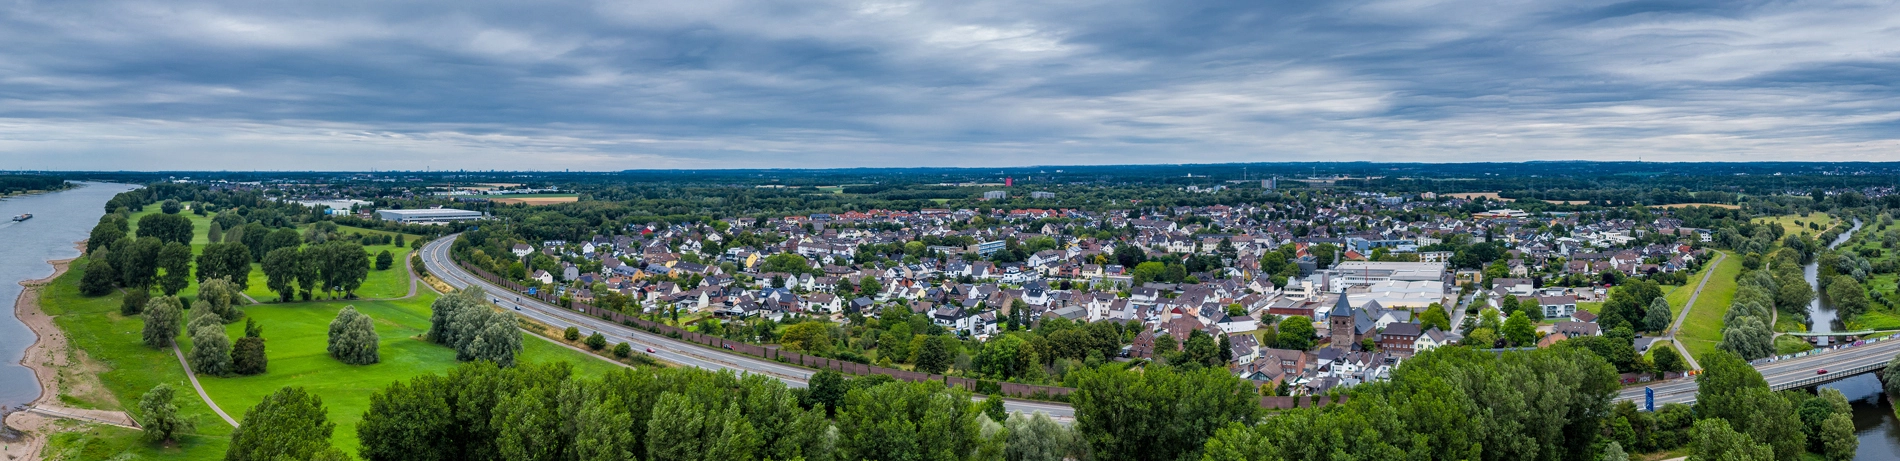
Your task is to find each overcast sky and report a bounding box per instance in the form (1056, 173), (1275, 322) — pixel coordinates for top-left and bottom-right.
(1, 0), (1897, 170)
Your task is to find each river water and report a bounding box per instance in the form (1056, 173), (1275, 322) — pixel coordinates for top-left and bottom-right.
(1820, 375), (1900, 461)
(0, 182), (137, 413)
(1805, 218), (1900, 460)
(1805, 218), (1862, 338)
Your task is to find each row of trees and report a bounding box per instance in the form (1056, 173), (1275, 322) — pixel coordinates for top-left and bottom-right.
(260, 241), (375, 301)
(1719, 265), (1793, 360)
(345, 360), (1094, 461)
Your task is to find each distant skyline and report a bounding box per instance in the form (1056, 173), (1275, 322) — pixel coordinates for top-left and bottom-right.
(2, 0), (1898, 170)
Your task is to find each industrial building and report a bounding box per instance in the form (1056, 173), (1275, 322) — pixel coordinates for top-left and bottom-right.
(375, 208), (486, 224)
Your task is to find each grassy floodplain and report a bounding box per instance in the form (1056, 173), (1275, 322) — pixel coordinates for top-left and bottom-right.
(39, 255), (627, 459)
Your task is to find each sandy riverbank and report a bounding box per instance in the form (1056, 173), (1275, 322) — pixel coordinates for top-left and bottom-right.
(4, 246), (134, 461)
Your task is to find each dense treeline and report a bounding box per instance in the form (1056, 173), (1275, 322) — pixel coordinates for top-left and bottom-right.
(1198, 345), (1616, 461)
(0, 174), (66, 194)
(327, 346), (1647, 461)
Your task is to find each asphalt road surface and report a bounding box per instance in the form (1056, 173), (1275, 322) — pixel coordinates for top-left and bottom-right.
(419, 235), (1078, 420)
(1617, 337), (1900, 407)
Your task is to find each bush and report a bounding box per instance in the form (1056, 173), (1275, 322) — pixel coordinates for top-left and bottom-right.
(375, 250), (394, 270)
(585, 332), (607, 350)
(121, 288), (150, 316)
(564, 326), (581, 341)
(613, 342), (632, 358)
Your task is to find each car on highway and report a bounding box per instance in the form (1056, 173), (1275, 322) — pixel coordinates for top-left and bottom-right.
(1817, 369), (1828, 375)
(646, 347), (656, 353)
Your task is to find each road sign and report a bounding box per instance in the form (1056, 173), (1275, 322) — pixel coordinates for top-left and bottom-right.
(1644, 387), (1654, 412)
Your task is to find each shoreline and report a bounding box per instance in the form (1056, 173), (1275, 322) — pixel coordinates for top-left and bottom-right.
(3, 242), (124, 461)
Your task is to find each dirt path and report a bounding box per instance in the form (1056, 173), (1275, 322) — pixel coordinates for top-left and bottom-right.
(4, 252), (140, 460)
(171, 344), (238, 428)
(1664, 252), (1725, 371)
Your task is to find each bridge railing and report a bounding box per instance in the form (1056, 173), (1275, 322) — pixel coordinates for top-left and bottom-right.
(1750, 332), (1900, 366)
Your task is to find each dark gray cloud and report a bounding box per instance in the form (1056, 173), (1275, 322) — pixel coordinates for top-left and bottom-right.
(0, 0), (1895, 170)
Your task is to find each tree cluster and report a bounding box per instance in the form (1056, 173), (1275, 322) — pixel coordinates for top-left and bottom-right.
(1197, 346), (1617, 461)
(1718, 268), (1782, 360)
(427, 288), (522, 367)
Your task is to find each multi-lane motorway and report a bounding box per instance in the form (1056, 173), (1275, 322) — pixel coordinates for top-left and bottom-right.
(1616, 337), (1900, 407)
(418, 235), (1078, 420)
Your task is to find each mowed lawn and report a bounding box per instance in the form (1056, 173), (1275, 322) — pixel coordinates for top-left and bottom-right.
(1678, 251), (1742, 361)
(40, 258), (233, 460)
(190, 292), (623, 456)
(241, 225), (420, 302)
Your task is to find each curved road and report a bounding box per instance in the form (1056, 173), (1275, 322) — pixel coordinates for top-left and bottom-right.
(419, 235), (1077, 420)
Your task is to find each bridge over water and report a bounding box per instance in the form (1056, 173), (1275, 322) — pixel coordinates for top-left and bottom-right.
(1617, 334), (1900, 407)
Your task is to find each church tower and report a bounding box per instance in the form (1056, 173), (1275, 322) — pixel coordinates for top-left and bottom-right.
(1329, 292), (1356, 350)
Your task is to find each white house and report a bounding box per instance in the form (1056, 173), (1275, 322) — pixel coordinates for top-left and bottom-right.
(1537, 295), (1579, 319)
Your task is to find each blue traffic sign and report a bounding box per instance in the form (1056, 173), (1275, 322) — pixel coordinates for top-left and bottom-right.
(1644, 387), (1654, 412)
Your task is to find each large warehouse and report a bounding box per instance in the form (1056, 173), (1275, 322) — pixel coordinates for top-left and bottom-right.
(375, 208), (486, 224)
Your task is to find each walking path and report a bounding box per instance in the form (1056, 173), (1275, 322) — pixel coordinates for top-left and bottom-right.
(171, 344), (238, 427)
(1663, 251), (1725, 371)
(22, 405), (140, 430)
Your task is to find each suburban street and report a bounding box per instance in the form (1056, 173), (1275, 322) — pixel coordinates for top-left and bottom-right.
(419, 235), (1079, 420)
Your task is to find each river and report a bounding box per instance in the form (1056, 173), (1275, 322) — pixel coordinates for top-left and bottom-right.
(1807, 218), (1862, 340)
(1805, 218), (1900, 460)
(0, 182), (137, 413)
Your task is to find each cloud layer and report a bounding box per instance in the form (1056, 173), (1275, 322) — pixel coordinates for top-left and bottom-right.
(0, 0), (1896, 169)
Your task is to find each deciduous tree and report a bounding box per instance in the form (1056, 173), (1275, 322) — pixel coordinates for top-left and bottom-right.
(142, 296), (182, 348)
(226, 386), (349, 460)
(138, 383), (192, 444)
(156, 242), (193, 295)
(136, 213), (194, 246)
(328, 306), (381, 365)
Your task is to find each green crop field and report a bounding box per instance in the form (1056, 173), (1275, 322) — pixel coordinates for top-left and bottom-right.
(41, 257), (625, 459)
(1677, 251), (1742, 361)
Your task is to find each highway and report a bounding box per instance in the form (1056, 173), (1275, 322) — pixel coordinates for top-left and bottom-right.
(1616, 336), (1900, 407)
(418, 235), (1078, 420)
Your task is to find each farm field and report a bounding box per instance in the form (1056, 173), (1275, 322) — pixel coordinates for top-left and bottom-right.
(487, 194), (579, 206)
